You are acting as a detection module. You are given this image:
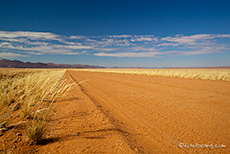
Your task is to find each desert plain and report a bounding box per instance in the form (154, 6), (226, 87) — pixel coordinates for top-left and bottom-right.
(0, 68), (230, 153)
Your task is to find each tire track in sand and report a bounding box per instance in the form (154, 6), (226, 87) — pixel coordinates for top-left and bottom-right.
(67, 70), (230, 154)
(67, 70), (144, 153)
(36, 71), (135, 153)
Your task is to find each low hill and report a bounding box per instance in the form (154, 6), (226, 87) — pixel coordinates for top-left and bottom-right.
(0, 59), (103, 68)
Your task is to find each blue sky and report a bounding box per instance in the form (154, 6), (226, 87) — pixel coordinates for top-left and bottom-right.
(0, 0), (230, 67)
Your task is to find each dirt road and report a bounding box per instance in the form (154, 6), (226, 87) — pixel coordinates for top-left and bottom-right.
(66, 70), (230, 153)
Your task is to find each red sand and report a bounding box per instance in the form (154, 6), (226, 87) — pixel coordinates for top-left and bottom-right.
(1, 70), (229, 153)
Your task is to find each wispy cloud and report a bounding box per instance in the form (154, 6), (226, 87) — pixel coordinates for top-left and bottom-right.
(0, 31), (62, 42)
(0, 31), (93, 56)
(0, 31), (230, 58)
(131, 35), (158, 42)
(94, 52), (161, 58)
(69, 35), (87, 39)
(108, 35), (132, 38)
(160, 34), (214, 46)
(131, 46), (157, 52)
(215, 34), (230, 38)
(0, 52), (29, 58)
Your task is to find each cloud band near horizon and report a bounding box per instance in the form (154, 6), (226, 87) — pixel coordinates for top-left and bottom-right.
(0, 31), (230, 59)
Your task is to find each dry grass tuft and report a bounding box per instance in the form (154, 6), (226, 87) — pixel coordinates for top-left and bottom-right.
(26, 120), (45, 145)
(21, 103), (32, 119)
(0, 69), (74, 145)
(0, 111), (9, 136)
(0, 112), (9, 128)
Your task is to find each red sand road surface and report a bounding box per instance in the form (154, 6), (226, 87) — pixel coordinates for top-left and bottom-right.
(66, 70), (230, 153)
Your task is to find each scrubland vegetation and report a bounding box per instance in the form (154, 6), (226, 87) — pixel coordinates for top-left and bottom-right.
(79, 68), (230, 81)
(0, 69), (73, 146)
(0, 68), (44, 80)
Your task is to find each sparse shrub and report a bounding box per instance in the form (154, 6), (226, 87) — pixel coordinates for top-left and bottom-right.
(0, 112), (9, 135)
(34, 108), (51, 121)
(26, 120), (45, 145)
(0, 112), (9, 128)
(21, 103), (32, 119)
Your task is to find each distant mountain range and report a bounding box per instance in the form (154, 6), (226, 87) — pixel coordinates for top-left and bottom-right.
(1, 59), (229, 69)
(0, 59), (104, 68)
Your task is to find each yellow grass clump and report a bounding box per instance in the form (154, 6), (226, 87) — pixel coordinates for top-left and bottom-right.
(0, 69), (74, 144)
(0, 70), (73, 107)
(26, 120), (45, 145)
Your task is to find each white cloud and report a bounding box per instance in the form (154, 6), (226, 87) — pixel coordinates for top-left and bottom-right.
(51, 44), (93, 50)
(181, 50), (221, 56)
(0, 42), (13, 47)
(214, 34), (230, 38)
(131, 35), (158, 42)
(91, 38), (133, 47)
(0, 31), (62, 42)
(69, 35), (87, 39)
(94, 52), (161, 58)
(0, 31), (229, 58)
(0, 31), (93, 55)
(0, 52), (29, 58)
(95, 48), (118, 51)
(108, 35), (132, 38)
(131, 46), (157, 52)
(161, 34), (214, 46)
(0, 38), (28, 43)
(178, 50), (221, 56)
(0, 42), (77, 55)
(25, 42), (49, 46)
(163, 48), (222, 56)
(157, 42), (181, 47)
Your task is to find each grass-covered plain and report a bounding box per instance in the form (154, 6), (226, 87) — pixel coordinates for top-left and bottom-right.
(75, 68), (230, 81)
